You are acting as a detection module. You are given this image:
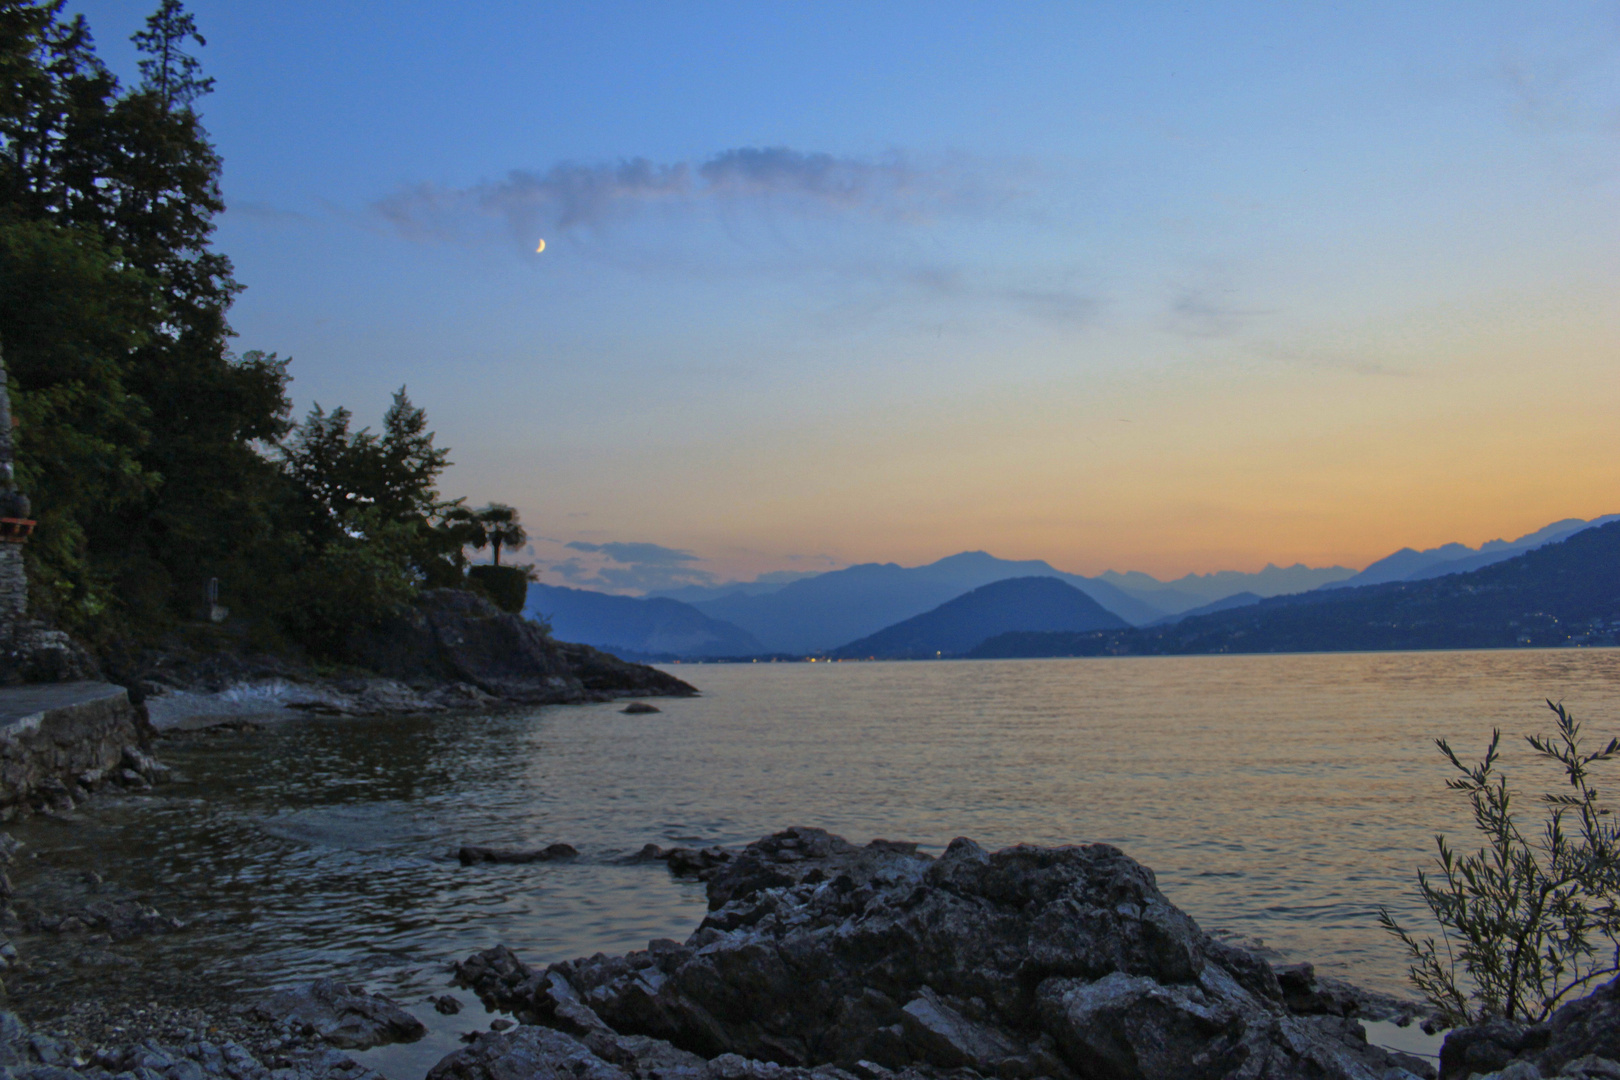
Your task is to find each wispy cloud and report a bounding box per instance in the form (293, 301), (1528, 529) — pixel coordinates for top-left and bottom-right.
(374, 146), (1003, 247)
(551, 540), (716, 592)
(1163, 283), (1270, 339)
(229, 200), (315, 225)
(564, 540), (701, 565)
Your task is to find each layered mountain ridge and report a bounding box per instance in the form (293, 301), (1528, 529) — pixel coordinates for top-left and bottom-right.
(524, 511), (1617, 660)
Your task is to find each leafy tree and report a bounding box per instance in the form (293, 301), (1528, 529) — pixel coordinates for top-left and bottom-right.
(276, 387), (468, 629)
(0, 218), (158, 623)
(281, 387), (452, 538)
(269, 506), (426, 659)
(2, 0), (291, 634)
(1380, 701), (1620, 1025)
(0, 2), (534, 659)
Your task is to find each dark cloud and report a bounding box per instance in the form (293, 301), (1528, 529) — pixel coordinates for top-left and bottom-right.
(374, 146), (993, 244)
(564, 541), (702, 566)
(751, 569), (825, 585)
(553, 541), (715, 592)
(697, 147), (920, 210)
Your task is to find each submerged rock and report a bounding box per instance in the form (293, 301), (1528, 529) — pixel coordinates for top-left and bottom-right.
(253, 978), (426, 1050)
(450, 827), (1439, 1080)
(457, 843), (579, 865)
(23, 897), (182, 940)
(621, 702), (661, 714)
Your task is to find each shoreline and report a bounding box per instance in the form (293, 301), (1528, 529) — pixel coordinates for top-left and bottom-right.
(0, 794), (1458, 1080)
(141, 674), (677, 731)
(2, 657), (1615, 1079)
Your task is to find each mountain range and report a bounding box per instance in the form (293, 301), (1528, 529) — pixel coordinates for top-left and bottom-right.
(828, 577), (1127, 660)
(674, 552), (1159, 653)
(525, 583), (762, 660)
(971, 520), (1620, 659)
(526, 511), (1617, 659)
(1097, 564), (1355, 613)
(1318, 515), (1620, 590)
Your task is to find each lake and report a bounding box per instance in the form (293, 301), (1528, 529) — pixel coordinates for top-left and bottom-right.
(9, 648), (1620, 1075)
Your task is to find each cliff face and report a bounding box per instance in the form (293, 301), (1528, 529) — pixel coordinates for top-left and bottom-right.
(345, 589), (697, 703)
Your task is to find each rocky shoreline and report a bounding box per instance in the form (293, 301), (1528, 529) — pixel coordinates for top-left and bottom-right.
(0, 588), (693, 821)
(446, 827), (1444, 1080)
(123, 589), (696, 729)
(3, 824), (1613, 1080)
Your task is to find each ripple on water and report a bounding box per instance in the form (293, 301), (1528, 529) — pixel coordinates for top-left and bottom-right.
(6, 649), (1620, 1074)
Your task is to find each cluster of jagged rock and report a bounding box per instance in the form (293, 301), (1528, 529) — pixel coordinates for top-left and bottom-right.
(1, 827), (1614, 1080)
(441, 827), (1620, 1080)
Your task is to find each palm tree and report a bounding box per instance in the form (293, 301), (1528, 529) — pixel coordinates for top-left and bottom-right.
(441, 503), (527, 566)
(478, 503), (526, 566)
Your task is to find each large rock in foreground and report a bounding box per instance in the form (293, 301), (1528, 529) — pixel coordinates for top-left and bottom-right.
(453, 827), (1436, 1080)
(252, 978), (427, 1050)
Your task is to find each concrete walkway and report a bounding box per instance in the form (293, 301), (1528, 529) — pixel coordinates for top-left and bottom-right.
(0, 681), (129, 737)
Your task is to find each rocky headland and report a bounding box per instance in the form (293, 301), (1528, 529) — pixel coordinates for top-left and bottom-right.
(116, 589), (696, 729)
(0, 588), (692, 822)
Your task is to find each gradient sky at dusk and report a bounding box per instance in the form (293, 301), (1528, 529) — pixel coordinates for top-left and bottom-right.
(72, 1), (1620, 591)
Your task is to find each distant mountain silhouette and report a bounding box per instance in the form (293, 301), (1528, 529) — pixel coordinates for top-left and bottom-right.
(1320, 514), (1620, 589)
(647, 573), (819, 605)
(1147, 591), (1263, 626)
(829, 577), (1129, 659)
(525, 583), (762, 658)
(1101, 564), (1355, 613)
(685, 551), (1165, 652)
(971, 521), (1620, 658)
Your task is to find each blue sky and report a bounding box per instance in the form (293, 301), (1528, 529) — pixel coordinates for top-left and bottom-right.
(72, 1), (1620, 590)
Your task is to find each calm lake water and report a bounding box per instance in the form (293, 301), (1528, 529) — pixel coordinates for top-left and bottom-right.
(9, 649), (1620, 1074)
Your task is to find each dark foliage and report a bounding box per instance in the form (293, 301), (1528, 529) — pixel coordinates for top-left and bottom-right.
(468, 565), (534, 614)
(0, 1), (524, 659)
(1381, 702), (1620, 1025)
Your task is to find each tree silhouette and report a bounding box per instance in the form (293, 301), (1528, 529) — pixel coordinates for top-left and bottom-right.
(450, 503), (526, 566)
(132, 0), (215, 112)
(480, 504), (525, 566)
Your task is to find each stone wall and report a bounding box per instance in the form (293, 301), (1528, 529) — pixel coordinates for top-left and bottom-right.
(0, 682), (160, 819)
(0, 546), (24, 628)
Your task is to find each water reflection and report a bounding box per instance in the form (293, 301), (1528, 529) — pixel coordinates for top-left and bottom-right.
(6, 650), (1619, 1055)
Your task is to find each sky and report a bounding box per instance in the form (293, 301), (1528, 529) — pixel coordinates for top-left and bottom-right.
(72, 1), (1620, 592)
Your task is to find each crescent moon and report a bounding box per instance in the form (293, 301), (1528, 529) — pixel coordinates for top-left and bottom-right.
(535, 238), (546, 253)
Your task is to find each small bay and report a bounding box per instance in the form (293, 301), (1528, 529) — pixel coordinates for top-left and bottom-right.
(9, 648), (1620, 1072)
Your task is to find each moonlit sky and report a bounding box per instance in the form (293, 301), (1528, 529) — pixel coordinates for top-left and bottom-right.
(72, 2), (1620, 591)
